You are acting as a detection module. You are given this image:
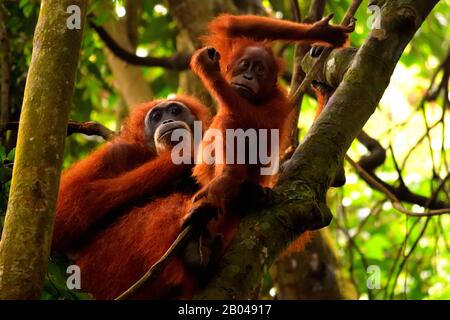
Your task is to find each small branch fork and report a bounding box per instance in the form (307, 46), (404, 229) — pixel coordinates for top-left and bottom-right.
(89, 20), (192, 71)
(115, 226), (193, 300)
(289, 0), (363, 104)
(347, 156), (450, 217)
(2, 121), (115, 140)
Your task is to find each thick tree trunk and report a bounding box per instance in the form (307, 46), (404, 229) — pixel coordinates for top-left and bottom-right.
(0, 0), (87, 299)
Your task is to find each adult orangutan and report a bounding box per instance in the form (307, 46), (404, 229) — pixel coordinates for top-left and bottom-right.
(52, 96), (214, 299)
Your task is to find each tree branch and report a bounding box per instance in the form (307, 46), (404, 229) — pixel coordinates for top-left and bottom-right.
(356, 130), (386, 172)
(347, 156), (450, 216)
(301, 39), (449, 211)
(304, 0), (326, 23)
(289, 0), (362, 104)
(90, 21), (192, 70)
(288, 0), (326, 148)
(425, 45), (450, 102)
(3, 121), (115, 140)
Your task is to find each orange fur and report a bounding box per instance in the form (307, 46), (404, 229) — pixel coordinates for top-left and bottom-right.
(52, 96), (211, 299)
(75, 194), (195, 299)
(188, 13), (352, 258)
(203, 14), (350, 68)
(53, 95), (211, 252)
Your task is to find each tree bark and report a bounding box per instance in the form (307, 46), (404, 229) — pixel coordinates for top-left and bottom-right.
(0, 0), (87, 299)
(195, 0), (439, 299)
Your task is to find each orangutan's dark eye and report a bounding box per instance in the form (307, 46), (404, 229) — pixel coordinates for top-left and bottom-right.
(152, 112), (162, 122)
(171, 106), (180, 115)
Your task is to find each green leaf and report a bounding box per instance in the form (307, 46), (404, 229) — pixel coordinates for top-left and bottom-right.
(7, 148), (15, 162)
(19, 0), (29, 8)
(23, 4), (33, 18)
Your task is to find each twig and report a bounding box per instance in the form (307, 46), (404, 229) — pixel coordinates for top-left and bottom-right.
(356, 130), (386, 172)
(384, 218), (419, 299)
(90, 21), (192, 70)
(304, 0), (326, 23)
(288, 0), (325, 148)
(389, 166), (450, 298)
(353, 130), (449, 210)
(440, 75), (450, 173)
(400, 119), (441, 170)
(388, 216), (431, 299)
(288, 0), (304, 148)
(425, 45), (450, 102)
(290, 0), (301, 22)
(380, 46), (450, 141)
(419, 99), (438, 179)
(438, 217), (450, 252)
(288, 0), (303, 97)
(66, 121), (115, 140)
(289, 0), (363, 104)
(335, 204), (371, 298)
(385, 157), (449, 298)
(389, 144), (407, 188)
(3, 121), (115, 140)
(289, 0), (325, 107)
(115, 225), (193, 300)
(351, 199), (384, 240)
(347, 156), (450, 217)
